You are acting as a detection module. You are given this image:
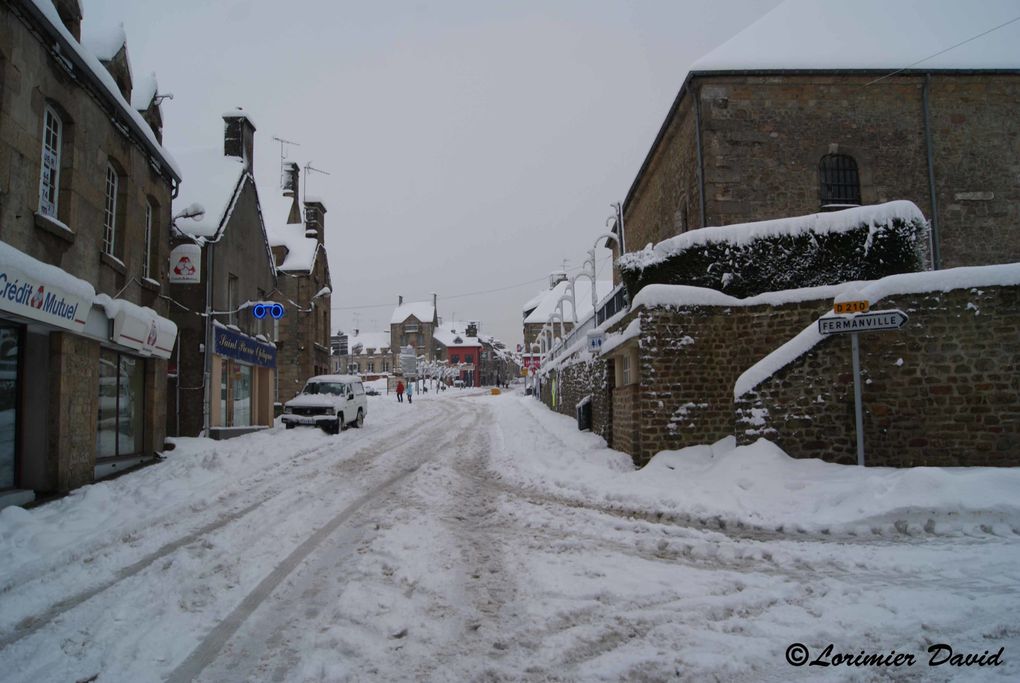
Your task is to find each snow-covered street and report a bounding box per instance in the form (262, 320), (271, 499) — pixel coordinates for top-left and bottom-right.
(1, 388), (1019, 682)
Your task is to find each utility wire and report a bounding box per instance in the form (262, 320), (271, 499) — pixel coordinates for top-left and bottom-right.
(866, 14), (1020, 86)
(329, 257), (613, 312)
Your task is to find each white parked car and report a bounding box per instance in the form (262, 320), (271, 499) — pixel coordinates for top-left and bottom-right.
(282, 374), (367, 434)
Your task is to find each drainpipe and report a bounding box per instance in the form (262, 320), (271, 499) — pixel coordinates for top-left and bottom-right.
(694, 84), (707, 228)
(922, 73), (941, 270)
(202, 240), (215, 436)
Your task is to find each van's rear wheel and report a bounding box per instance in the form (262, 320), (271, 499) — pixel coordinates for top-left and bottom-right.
(354, 409), (364, 428)
(285, 423), (295, 430)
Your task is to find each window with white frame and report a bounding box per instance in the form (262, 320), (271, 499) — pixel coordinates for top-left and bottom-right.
(39, 107), (62, 217)
(103, 164), (118, 255)
(143, 201), (154, 279)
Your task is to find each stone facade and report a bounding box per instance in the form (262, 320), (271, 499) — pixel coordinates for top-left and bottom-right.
(48, 332), (99, 491)
(1, 1), (178, 495)
(541, 357), (611, 439)
(541, 295), (832, 466)
(617, 72), (1020, 280)
(736, 285), (1020, 467)
(168, 117), (278, 437)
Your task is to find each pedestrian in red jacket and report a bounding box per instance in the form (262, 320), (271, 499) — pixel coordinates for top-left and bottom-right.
(396, 381), (405, 403)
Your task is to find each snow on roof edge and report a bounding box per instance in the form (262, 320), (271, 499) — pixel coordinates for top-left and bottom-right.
(734, 262), (1020, 398)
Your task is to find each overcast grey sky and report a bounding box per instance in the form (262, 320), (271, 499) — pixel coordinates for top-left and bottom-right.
(84, 0), (782, 346)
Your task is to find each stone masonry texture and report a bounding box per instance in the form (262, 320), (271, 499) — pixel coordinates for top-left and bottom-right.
(620, 73), (1020, 280)
(736, 285), (1020, 467)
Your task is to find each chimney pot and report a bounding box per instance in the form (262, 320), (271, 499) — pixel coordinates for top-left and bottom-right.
(398, 295), (403, 306)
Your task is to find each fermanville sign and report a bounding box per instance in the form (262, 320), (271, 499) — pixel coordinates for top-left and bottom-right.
(818, 310), (908, 335)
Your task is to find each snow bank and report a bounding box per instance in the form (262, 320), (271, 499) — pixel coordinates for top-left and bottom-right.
(492, 394), (1020, 536)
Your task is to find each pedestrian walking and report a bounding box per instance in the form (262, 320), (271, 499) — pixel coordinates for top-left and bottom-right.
(396, 380), (404, 403)
(406, 381), (413, 404)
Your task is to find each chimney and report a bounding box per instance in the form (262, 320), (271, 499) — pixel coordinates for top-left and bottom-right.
(549, 271), (567, 289)
(281, 162), (301, 223)
(398, 295), (403, 306)
(466, 322), (478, 337)
(223, 109), (256, 172)
(304, 200), (327, 244)
(432, 292), (437, 309)
(354, 328), (359, 336)
(53, 0), (83, 40)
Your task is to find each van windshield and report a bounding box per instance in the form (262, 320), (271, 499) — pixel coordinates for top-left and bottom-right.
(303, 382), (347, 396)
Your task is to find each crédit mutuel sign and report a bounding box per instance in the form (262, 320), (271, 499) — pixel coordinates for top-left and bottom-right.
(0, 267), (89, 331)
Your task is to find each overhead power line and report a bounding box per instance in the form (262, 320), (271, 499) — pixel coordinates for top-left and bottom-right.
(867, 14), (1020, 86)
(330, 256), (613, 312)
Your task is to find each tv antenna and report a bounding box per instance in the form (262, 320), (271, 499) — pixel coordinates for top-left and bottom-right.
(272, 136), (301, 192)
(303, 162), (331, 200)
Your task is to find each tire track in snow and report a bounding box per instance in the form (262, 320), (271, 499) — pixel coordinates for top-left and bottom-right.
(164, 401), (466, 683)
(0, 401), (458, 652)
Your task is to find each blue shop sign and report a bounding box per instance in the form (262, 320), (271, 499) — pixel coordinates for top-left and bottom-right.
(214, 326), (276, 368)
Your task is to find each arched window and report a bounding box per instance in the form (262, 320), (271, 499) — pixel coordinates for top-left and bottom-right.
(819, 154), (861, 209)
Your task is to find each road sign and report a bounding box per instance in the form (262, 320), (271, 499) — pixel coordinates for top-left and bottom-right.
(818, 310), (908, 335)
(833, 300), (869, 314)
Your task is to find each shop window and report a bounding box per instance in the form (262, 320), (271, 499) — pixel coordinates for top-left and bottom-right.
(0, 324), (21, 489)
(39, 106), (62, 218)
(233, 364), (252, 427)
(220, 361), (228, 425)
(465, 354), (473, 364)
(96, 349), (145, 458)
(819, 154), (861, 208)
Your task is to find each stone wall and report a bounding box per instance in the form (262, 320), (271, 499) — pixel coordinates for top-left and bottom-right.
(543, 358), (611, 439)
(736, 285), (1020, 466)
(620, 72), (1020, 275)
(631, 299), (831, 465)
(48, 332), (99, 492)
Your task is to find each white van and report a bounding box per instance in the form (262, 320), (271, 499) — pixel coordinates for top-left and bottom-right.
(282, 374), (367, 434)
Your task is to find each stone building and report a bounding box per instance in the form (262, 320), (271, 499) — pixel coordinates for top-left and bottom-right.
(168, 112), (278, 439)
(337, 329), (392, 376)
(612, 0), (1020, 280)
(265, 163), (333, 403)
(390, 295), (439, 365)
(0, 0), (180, 505)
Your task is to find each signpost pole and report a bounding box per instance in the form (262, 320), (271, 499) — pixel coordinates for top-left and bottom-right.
(850, 331), (865, 467)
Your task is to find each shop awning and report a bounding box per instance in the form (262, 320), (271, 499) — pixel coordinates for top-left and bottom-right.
(94, 294), (178, 359)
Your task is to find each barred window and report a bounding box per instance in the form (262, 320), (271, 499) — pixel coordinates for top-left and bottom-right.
(819, 154), (861, 208)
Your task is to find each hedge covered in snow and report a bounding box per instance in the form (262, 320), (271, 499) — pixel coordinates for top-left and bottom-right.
(618, 201), (929, 299)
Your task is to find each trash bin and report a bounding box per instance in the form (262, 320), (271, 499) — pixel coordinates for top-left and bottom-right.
(576, 395), (592, 431)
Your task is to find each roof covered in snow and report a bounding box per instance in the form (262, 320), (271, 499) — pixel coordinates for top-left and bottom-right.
(693, 0), (1020, 73)
(131, 71), (159, 111)
(391, 301), (437, 325)
(523, 280), (615, 325)
(260, 185), (323, 273)
(347, 331), (391, 354)
(434, 322), (480, 348)
(81, 20), (127, 62)
(171, 147), (247, 238)
(26, 0), (180, 180)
